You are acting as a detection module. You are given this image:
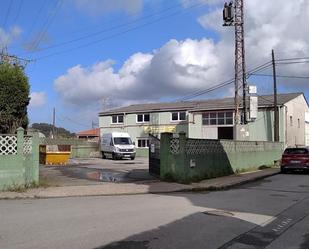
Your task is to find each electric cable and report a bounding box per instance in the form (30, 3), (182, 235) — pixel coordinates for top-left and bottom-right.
(31, 2), (205, 60)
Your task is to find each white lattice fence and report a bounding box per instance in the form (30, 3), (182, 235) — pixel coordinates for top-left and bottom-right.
(170, 138), (180, 155)
(0, 135), (17, 155)
(23, 136), (32, 154)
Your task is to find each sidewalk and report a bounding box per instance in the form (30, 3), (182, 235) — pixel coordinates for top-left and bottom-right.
(0, 168), (279, 199)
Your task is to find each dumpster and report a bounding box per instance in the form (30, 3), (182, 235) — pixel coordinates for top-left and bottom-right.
(40, 145), (71, 165)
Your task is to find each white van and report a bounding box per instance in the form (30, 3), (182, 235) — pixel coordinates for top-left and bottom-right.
(101, 132), (136, 160)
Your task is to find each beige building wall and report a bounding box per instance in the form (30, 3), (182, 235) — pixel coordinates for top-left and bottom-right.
(285, 95), (309, 147)
(305, 112), (309, 146)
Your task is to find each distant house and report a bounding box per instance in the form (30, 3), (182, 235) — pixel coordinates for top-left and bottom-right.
(76, 128), (100, 141)
(99, 93), (309, 148)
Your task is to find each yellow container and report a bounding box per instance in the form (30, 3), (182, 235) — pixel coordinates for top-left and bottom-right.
(44, 152), (71, 165)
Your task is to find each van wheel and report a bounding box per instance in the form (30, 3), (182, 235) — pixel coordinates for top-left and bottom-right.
(102, 152), (106, 159)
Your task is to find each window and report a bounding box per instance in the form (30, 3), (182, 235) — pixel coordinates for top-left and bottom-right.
(111, 115), (124, 124)
(202, 111), (233, 126)
(137, 138), (149, 148)
(171, 112), (186, 121)
(290, 116), (293, 126)
(137, 113), (150, 123)
(298, 118), (300, 128)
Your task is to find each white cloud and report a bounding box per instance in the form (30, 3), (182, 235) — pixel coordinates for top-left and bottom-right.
(0, 26), (22, 48)
(29, 92), (47, 108)
(55, 0), (309, 110)
(198, 0), (309, 88)
(72, 0), (143, 16)
(54, 38), (231, 106)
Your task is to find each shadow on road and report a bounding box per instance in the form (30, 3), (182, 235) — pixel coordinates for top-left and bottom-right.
(96, 174), (309, 249)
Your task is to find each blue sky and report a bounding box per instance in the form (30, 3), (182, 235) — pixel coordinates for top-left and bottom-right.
(1, 0), (308, 132)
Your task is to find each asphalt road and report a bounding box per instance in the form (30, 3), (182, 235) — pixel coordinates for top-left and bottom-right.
(40, 157), (154, 186)
(1, 173), (309, 249)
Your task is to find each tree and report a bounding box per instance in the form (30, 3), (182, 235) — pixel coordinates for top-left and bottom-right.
(31, 123), (75, 138)
(0, 62), (30, 133)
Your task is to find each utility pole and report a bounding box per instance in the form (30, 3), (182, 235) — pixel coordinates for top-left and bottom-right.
(272, 49), (279, 142)
(0, 47), (33, 68)
(223, 0), (247, 125)
(52, 107), (56, 138)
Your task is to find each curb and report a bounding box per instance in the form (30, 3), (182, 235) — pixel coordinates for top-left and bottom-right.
(0, 170), (280, 200)
(189, 170), (280, 192)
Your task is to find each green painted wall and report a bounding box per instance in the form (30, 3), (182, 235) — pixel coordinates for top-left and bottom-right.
(71, 144), (100, 158)
(0, 128), (39, 191)
(160, 132), (283, 183)
(136, 148), (149, 157)
(40, 138), (100, 158)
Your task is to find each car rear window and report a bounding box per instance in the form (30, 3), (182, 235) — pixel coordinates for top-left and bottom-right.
(284, 148), (308, 154)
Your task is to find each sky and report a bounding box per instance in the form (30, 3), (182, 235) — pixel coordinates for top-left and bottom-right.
(1, 0), (309, 132)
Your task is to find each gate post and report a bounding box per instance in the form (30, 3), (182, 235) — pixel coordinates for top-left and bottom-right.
(160, 132), (173, 179)
(178, 132), (188, 182)
(16, 127), (24, 157)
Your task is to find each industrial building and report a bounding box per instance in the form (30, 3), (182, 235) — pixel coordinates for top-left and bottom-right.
(99, 93), (309, 149)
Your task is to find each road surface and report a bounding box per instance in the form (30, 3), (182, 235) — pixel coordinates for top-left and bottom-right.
(1, 173), (309, 249)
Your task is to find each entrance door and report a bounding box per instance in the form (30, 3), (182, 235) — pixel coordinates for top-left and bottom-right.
(218, 127), (234, 140)
(149, 134), (160, 176)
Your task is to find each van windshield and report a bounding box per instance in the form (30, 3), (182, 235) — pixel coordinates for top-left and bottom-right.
(114, 137), (132, 145)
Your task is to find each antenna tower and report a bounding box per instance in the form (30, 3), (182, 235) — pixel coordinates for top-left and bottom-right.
(223, 0), (247, 124)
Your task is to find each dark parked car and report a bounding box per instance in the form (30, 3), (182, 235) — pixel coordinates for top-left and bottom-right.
(281, 147), (309, 173)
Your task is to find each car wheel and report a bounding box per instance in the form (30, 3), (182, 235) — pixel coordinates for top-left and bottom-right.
(281, 167), (287, 174)
(130, 157), (135, 161)
(112, 153), (116, 160)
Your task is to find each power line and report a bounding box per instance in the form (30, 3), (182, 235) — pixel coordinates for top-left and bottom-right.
(58, 115), (90, 128)
(23, 1), (48, 44)
(31, 2), (205, 60)
(276, 60), (309, 65)
(3, 0), (13, 29)
(26, 1), (197, 53)
(176, 61), (273, 102)
(276, 56), (309, 62)
(12, 0), (23, 25)
(28, 0), (63, 51)
(249, 73), (309, 79)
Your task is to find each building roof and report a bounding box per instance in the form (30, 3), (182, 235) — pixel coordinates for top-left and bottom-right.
(76, 128), (100, 137)
(99, 92), (304, 116)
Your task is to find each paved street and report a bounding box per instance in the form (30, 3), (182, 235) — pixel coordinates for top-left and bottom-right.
(1, 173), (309, 249)
(40, 157), (154, 186)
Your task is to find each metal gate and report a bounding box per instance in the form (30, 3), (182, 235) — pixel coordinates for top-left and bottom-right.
(149, 134), (160, 176)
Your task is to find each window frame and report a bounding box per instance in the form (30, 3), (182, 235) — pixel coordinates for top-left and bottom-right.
(171, 111), (187, 122)
(111, 114), (124, 124)
(136, 113), (150, 123)
(137, 138), (150, 148)
(202, 111), (234, 126)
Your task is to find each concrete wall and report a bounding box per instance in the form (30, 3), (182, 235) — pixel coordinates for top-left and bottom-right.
(40, 138), (100, 158)
(160, 132), (283, 183)
(0, 128), (39, 191)
(285, 95), (309, 147)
